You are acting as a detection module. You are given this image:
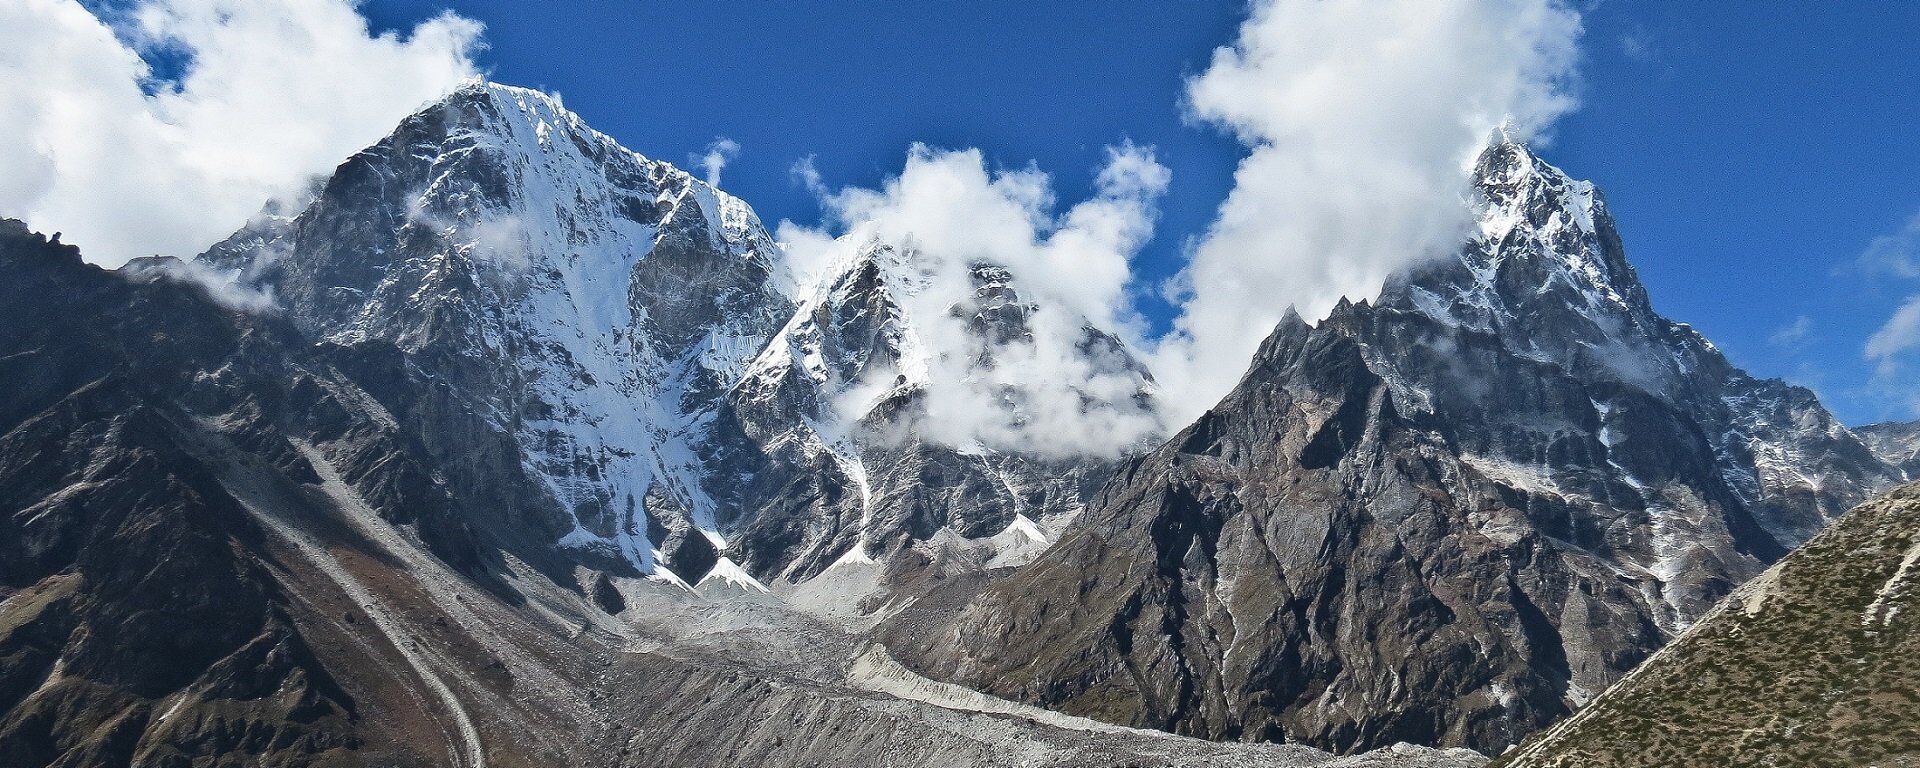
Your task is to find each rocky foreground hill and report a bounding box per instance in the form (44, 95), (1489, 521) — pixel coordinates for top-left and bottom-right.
(1495, 482), (1920, 767)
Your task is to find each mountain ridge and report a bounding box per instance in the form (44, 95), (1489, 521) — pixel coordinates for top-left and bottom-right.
(0, 209), (1475, 768)
(196, 81), (1159, 593)
(3, 78), (1911, 767)
(893, 140), (1903, 755)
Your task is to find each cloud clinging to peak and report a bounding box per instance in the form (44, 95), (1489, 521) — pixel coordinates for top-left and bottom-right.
(697, 137), (741, 188)
(0, 0), (484, 266)
(1150, 0), (1584, 420)
(776, 143), (1171, 457)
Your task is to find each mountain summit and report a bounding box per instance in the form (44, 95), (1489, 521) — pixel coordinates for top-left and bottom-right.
(200, 82), (1154, 591)
(899, 141), (1902, 755)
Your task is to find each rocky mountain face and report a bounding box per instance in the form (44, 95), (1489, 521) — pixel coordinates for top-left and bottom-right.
(6, 77), (1907, 768)
(0, 216), (1467, 766)
(0, 219), (600, 766)
(200, 82), (1148, 591)
(900, 142), (1904, 755)
(1859, 420), (1920, 480)
(722, 241), (1156, 586)
(1495, 481), (1920, 767)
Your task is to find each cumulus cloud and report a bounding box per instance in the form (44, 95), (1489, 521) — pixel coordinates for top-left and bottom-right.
(1151, 0), (1584, 421)
(0, 0), (484, 266)
(696, 137), (742, 188)
(776, 143), (1170, 457)
(8, 0), (1600, 457)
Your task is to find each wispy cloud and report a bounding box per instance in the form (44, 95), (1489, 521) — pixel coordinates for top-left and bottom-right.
(1868, 295), (1920, 363)
(1856, 210), (1920, 280)
(1769, 314), (1815, 352)
(696, 136), (741, 188)
(120, 256), (277, 312)
(0, 0), (484, 266)
(1617, 27), (1660, 65)
(1856, 211), (1920, 416)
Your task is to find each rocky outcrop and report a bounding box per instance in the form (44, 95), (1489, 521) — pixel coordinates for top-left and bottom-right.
(1859, 420), (1920, 479)
(1495, 482), (1920, 767)
(0, 218), (639, 767)
(202, 82), (794, 580)
(724, 246), (1145, 581)
(903, 143), (1903, 755)
(0, 221), (406, 765)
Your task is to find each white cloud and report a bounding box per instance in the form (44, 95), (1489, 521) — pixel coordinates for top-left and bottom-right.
(1618, 29), (1659, 65)
(0, 0), (484, 266)
(120, 256), (277, 312)
(790, 155), (830, 198)
(1868, 295), (1920, 362)
(1858, 210), (1920, 280)
(6, 0), (1603, 457)
(1866, 296), (1920, 417)
(1150, 0), (1584, 421)
(776, 143), (1170, 457)
(1769, 314), (1814, 351)
(697, 136), (741, 188)
(1860, 213), (1920, 415)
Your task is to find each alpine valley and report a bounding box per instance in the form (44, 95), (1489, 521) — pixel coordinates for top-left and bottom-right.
(1, 83), (1914, 768)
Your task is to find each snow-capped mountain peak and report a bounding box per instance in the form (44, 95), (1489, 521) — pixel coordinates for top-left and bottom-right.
(198, 82), (1149, 588)
(200, 82), (792, 580)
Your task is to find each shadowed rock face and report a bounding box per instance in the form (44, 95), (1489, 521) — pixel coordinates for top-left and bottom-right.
(0, 218), (648, 768)
(904, 143), (1902, 755)
(0, 385), (359, 768)
(0, 221), (398, 766)
(1495, 482), (1920, 768)
(201, 82), (796, 580)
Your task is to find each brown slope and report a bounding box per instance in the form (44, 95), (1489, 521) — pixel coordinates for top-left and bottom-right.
(1494, 482), (1920, 767)
(0, 221), (611, 767)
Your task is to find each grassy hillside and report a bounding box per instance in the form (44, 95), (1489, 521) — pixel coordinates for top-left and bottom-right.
(1496, 483), (1920, 767)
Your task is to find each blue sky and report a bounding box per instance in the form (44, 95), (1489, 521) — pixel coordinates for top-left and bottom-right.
(107, 1), (1920, 423)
